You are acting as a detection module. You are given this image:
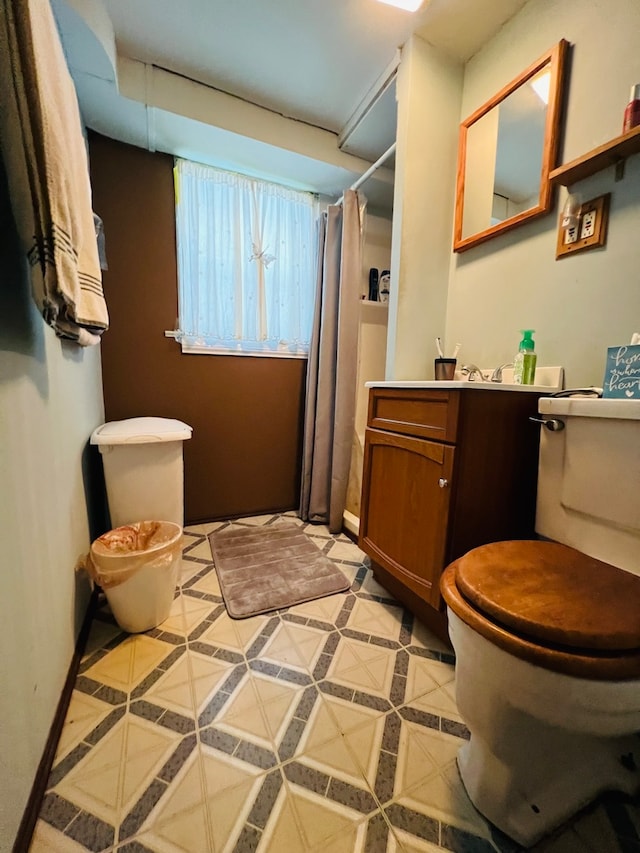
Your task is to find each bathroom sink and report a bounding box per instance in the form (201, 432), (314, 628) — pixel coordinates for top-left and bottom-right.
(366, 366), (564, 394)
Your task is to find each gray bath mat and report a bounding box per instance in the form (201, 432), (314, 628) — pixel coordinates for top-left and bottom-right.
(208, 523), (350, 618)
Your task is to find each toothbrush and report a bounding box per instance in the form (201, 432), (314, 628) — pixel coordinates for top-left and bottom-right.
(436, 337), (444, 358)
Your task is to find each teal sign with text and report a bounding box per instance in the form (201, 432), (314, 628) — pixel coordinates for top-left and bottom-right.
(602, 345), (640, 399)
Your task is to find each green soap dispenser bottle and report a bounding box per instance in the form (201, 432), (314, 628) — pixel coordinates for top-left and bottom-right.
(513, 330), (537, 385)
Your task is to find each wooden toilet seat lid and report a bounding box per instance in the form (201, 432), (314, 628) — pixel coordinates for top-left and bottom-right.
(455, 541), (640, 652)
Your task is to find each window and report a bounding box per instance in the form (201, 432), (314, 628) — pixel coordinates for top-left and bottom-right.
(174, 159), (319, 357)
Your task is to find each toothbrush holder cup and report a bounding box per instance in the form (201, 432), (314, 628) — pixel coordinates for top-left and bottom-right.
(434, 358), (457, 381)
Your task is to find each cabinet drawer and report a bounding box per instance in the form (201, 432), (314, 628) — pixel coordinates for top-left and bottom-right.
(367, 388), (459, 443)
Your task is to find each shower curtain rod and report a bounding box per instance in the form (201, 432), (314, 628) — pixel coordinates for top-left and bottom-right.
(335, 141), (396, 205)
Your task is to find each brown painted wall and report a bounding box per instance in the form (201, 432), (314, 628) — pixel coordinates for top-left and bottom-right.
(89, 134), (306, 523)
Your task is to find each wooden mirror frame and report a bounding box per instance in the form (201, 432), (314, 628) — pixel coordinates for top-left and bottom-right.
(453, 39), (569, 253)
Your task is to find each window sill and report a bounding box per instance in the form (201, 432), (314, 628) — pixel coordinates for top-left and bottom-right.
(164, 331), (308, 359)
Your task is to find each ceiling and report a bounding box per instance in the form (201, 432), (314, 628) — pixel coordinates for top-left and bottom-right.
(53, 0), (528, 217)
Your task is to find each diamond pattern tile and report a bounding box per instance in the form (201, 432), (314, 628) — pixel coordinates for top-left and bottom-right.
(178, 594), (219, 634)
(80, 619), (122, 660)
(288, 593), (347, 624)
(326, 539), (366, 562)
(197, 609), (267, 652)
(326, 635), (397, 696)
(347, 597), (404, 641)
(182, 537), (214, 561)
(83, 634), (171, 692)
(183, 521), (226, 536)
(155, 594), (188, 635)
(31, 512), (640, 853)
(186, 568), (222, 596)
(410, 682), (462, 723)
(391, 829), (445, 852)
(55, 716), (181, 825)
(178, 555), (204, 586)
(261, 621), (328, 672)
(262, 784), (369, 852)
(136, 747), (263, 852)
(399, 759), (491, 839)
(29, 820), (89, 852)
(404, 655), (456, 705)
(299, 730), (368, 787)
(216, 671), (304, 749)
(141, 655), (196, 717)
(186, 651), (236, 714)
(53, 691), (113, 762)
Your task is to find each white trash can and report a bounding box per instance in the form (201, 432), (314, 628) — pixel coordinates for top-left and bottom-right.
(84, 521), (183, 633)
(91, 417), (192, 528)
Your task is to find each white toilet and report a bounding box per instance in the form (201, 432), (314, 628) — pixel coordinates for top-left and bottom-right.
(440, 397), (640, 847)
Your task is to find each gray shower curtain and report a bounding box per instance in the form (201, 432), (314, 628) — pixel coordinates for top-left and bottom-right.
(300, 189), (363, 533)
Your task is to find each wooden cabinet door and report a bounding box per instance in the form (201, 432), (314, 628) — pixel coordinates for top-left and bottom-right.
(359, 428), (455, 609)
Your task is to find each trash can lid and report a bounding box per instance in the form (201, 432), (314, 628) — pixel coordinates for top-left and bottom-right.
(91, 417), (193, 445)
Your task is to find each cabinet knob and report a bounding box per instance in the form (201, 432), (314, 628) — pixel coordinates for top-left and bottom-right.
(438, 478), (449, 488)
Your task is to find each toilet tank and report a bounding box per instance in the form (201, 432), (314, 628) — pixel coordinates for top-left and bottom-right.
(535, 398), (640, 575)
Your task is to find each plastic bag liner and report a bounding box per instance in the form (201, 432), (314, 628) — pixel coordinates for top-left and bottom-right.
(79, 521), (184, 633)
(82, 521), (183, 589)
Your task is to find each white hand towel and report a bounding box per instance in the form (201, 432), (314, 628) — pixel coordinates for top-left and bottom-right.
(0, 0), (108, 345)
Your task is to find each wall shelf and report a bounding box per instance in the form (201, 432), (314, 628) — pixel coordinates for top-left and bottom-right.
(550, 125), (640, 186)
(361, 299), (389, 308)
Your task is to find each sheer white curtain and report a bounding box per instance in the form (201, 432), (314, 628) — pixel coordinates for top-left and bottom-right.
(175, 159), (319, 356)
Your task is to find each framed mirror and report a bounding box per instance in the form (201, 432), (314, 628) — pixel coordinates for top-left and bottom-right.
(453, 39), (568, 253)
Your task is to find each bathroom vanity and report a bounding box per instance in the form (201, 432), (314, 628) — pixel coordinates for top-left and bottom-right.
(358, 382), (547, 641)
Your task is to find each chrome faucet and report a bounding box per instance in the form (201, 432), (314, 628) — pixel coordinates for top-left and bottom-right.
(460, 364), (487, 382)
(490, 362), (514, 383)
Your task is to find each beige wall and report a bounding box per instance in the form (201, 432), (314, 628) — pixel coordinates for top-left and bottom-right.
(445, 0), (640, 387)
(387, 36), (464, 380)
(0, 171), (104, 847)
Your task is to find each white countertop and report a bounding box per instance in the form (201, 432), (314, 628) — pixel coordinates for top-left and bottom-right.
(365, 366), (564, 394)
(540, 397), (640, 419)
(364, 380), (555, 393)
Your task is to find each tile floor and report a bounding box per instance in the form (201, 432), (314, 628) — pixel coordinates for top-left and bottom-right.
(30, 513), (640, 853)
